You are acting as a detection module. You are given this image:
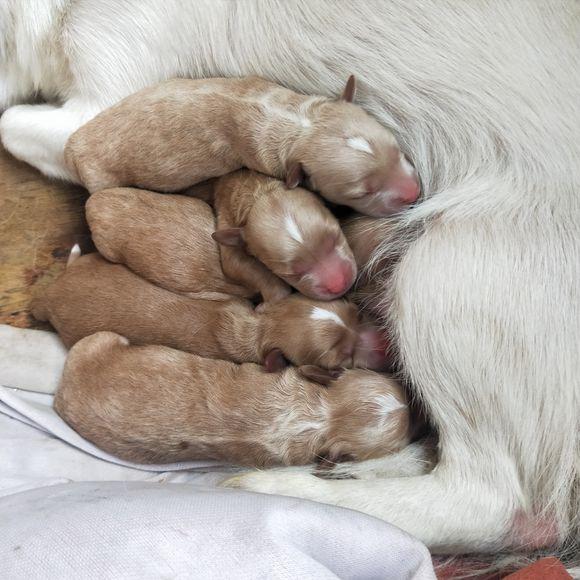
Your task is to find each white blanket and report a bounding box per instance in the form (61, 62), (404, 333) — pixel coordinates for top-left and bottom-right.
(0, 324), (435, 578)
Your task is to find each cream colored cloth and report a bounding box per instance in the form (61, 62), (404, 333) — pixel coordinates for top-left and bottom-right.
(0, 325), (66, 393)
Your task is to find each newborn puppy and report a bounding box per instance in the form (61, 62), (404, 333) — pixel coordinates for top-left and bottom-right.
(85, 188), (253, 297)
(32, 253), (388, 370)
(342, 215), (399, 307)
(258, 294), (389, 371)
(55, 332), (411, 467)
(65, 75), (420, 216)
(212, 170), (357, 301)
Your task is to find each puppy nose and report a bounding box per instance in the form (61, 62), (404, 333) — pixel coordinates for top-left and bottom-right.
(356, 328), (390, 371)
(320, 259), (356, 297)
(393, 176), (420, 204)
(322, 270), (349, 295)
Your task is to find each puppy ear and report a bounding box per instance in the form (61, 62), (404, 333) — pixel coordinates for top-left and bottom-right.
(263, 348), (289, 372)
(340, 75), (356, 103)
(212, 228), (245, 247)
(286, 162), (305, 189)
(298, 365), (343, 387)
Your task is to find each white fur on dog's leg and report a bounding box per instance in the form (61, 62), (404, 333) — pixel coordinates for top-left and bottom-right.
(0, 101), (98, 181)
(224, 470), (512, 554)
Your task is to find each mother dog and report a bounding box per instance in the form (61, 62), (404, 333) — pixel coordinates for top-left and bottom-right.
(1, 0), (578, 558)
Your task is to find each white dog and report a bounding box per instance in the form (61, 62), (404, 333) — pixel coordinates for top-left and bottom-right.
(1, 0), (578, 560)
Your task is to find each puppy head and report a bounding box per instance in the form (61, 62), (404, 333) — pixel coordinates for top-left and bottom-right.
(287, 77), (420, 217)
(260, 296), (390, 371)
(260, 296), (359, 369)
(244, 187), (357, 300)
(320, 369), (411, 462)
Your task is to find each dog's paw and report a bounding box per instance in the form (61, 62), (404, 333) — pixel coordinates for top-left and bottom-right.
(222, 471), (327, 500)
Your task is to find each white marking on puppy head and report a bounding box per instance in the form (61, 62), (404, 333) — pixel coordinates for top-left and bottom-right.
(300, 118), (312, 128)
(67, 244), (82, 267)
(347, 137), (373, 155)
(310, 307), (346, 328)
(400, 155), (415, 176)
(373, 394), (406, 418)
(284, 214), (304, 243)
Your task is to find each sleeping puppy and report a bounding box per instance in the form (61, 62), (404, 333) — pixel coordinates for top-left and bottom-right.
(64, 75), (420, 216)
(54, 331), (410, 466)
(32, 252), (389, 371)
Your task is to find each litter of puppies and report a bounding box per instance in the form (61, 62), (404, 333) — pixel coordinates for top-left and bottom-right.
(37, 75), (422, 468)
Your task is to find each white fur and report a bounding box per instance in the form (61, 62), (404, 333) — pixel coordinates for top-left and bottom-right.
(347, 136), (373, 154)
(284, 214), (304, 243)
(400, 156), (415, 176)
(372, 394), (406, 416)
(310, 307), (346, 328)
(0, 0), (578, 560)
(66, 244), (81, 267)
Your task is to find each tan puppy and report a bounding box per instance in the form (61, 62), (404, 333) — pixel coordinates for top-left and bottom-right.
(87, 184), (357, 302)
(65, 76), (420, 217)
(85, 189), (251, 297)
(55, 332), (411, 466)
(211, 170), (357, 301)
(32, 253), (389, 370)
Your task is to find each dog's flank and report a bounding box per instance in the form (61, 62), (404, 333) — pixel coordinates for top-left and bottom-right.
(54, 331), (411, 467)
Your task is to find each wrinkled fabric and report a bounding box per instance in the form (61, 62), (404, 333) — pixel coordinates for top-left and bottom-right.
(0, 482), (435, 579)
(0, 325), (435, 578)
(0, 324), (67, 393)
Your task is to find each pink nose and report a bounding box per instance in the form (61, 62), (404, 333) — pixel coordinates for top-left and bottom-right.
(322, 269), (350, 295)
(393, 176), (420, 204)
(356, 328), (390, 370)
(311, 252), (356, 299)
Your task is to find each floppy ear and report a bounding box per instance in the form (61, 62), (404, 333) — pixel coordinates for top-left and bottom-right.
(286, 162), (305, 189)
(263, 348), (289, 372)
(298, 365), (343, 387)
(340, 75), (356, 103)
(211, 228), (245, 247)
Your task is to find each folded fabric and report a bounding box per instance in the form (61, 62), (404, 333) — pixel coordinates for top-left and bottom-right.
(0, 385), (223, 473)
(0, 481), (436, 579)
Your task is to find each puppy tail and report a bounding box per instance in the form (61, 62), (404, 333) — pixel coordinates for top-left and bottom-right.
(67, 243), (82, 267)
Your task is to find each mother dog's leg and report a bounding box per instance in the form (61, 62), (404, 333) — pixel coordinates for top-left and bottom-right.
(226, 470), (514, 554)
(226, 194), (578, 554)
(0, 100), (98, 181)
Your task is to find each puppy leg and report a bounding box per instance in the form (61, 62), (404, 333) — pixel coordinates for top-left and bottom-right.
(224, 465), (515, 554)
(219, 245), (291, 304)
(0, 100), (98, 181)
